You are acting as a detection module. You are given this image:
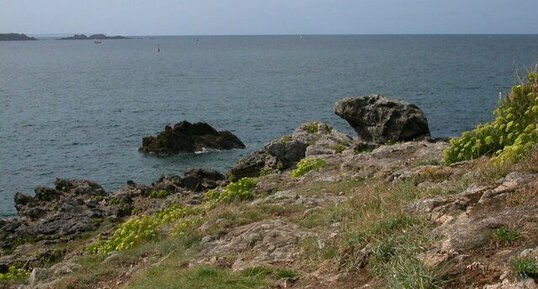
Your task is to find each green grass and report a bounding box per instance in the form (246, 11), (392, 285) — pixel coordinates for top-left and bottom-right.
(512, 257), (538, 278)
(274, 269), (298, 279)
(384, 256), (442, 289)
(58, 232), (203, 289)
(126, 266), (266, 289)
(492, 225), (520, 245)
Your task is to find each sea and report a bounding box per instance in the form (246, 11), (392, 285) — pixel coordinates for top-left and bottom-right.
(1, 35), (538, 216)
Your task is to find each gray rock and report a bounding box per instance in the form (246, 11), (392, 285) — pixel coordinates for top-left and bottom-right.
(226, 139), (308, 181)
(139, 121), (245, 155)
(153, 169), (225, 193)
(227, 121), (354, 181)
(29, 268), (50, 286)
(0, 179), (110, 268)
(334, 95), (430, 143)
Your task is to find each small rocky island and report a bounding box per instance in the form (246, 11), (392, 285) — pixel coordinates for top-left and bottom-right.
(0, 33), (37, 41)
(139, 121), (246, 154)
(59, 34), (129, 40)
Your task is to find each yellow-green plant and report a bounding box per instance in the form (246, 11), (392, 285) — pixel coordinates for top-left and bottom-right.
(445, 72), (538, 164)
(149, 189), (172, 199)
(304, 123), (319, 134)
(0, 266), (28, 283)
(88, 205), (201, 254)
(206, 178), (257, 203)
(291, 158), (327, 177)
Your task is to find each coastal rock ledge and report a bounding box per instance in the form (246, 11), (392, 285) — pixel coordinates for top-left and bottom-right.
(139, 121), (245, 155)
(334, 95), (430, 143)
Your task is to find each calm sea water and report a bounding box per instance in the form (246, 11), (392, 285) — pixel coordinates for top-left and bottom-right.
(1, 35), (538, 216)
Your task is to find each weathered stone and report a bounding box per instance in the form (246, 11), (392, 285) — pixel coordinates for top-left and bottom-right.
(0, 179), (110, 268)
(152, 168), (225, 193)
(227, 140), (308, 181)
(334, 95), (430, 143)
(227, 121), (354, 181)
(198, 220), (313, 271)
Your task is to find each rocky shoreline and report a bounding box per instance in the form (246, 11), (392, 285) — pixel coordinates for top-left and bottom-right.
(1, 95), (536, 288)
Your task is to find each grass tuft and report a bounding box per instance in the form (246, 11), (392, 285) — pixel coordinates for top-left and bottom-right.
(385, 256), (442, 289)
(512, 257), (538, 278)
(492, 225), (520, 245)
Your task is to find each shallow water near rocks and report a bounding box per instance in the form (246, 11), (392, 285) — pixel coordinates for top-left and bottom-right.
(1, 35), (538, 216)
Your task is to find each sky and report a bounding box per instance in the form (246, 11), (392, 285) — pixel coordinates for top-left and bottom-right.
(1, 0), (538, 36)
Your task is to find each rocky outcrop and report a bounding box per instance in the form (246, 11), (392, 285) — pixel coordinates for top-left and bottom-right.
(0, 33), (37, 41)
(198, 219), (313, 271)
(334, 95), (430, 143)
(58, 34), (129, 40)
(0, 169), (227, 270)
(139, 121), (245, 155)
(410, 172), (538, 253)
(3, 134), (537, 288)
(151, 169), (225, 193)
(0, 179), (109, 268)
(226, 122), (353, 181)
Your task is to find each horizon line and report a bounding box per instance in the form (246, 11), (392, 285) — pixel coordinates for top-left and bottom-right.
(22, 32), (538, 38)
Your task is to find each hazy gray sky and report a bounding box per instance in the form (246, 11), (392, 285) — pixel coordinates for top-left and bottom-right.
(1, 0), (538, 35)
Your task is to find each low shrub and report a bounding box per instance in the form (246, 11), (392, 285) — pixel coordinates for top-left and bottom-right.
(0, 266), (28, 283)
(291, 158), (327, 177)
(445, 72), (538, 164)
(304, 123), (319, 134)
(206, 178), (257, 203)
(88, 205), (201, 254)
(149, 190), (172, 199)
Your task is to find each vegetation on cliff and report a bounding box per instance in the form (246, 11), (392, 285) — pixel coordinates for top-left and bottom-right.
(1, 89), (537, 289)
(445, 71), (538, 164)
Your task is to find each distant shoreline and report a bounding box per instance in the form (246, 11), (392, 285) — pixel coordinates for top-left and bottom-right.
(0, 33), (36, 41)
(5, 33), (538, 40)
(58, 33), (129, 40)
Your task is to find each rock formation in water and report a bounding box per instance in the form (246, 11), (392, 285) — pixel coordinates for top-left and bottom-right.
(139, 121), (246, 155)
(58, 34), (129, 40)
(334, 95), (430, 143)
(0, 33), (37, 41)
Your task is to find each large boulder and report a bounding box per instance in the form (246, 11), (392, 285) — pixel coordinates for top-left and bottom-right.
(139, 121), (245, 155)
(334, 95), (430, 143)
